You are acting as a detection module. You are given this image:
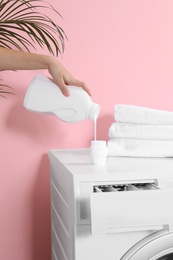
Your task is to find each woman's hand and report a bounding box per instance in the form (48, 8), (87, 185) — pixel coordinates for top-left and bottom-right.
(47, 57), (91, 96)
(0, 47), (91, 97)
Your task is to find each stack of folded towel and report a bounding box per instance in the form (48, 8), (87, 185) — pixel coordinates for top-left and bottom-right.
(107, 104), (173, 157)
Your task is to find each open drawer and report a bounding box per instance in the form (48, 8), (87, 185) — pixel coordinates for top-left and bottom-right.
(90, 181), (173, 236)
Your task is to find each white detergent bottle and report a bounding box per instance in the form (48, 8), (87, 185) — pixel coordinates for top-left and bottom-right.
(23, 74), (100, 123)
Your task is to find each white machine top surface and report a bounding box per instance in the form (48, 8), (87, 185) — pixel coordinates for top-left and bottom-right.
(48, 149), (173, 181)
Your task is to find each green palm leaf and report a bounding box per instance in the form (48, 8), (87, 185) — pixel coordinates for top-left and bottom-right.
(0, 81), (14, 98)
(0, 0), (67, 55)
(0, 0), (67, 97)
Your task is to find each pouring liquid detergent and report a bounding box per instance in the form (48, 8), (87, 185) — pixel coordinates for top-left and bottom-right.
(24, 75), (106, 164)
(23, 74), (100, 125)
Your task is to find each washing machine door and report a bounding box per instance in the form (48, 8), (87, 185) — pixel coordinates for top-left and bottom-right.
(121, 229), (173, 260)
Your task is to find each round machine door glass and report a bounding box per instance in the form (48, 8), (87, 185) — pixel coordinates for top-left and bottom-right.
(121, 229), (173, 260)
(157, 253), (173, 260)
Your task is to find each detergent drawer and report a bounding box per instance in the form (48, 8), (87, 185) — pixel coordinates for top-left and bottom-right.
(90, 182), (173, 236)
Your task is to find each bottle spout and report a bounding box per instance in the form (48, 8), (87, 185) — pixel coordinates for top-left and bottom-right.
(87, 103), (100, 120)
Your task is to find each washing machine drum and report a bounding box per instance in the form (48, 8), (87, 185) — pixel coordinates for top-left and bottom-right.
(121, 229), (173, 260)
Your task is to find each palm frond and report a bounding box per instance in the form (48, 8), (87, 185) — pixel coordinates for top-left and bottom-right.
(0, 82), (14, 98)
(0, 0), (68, 98)
(0, 0), (67, 56)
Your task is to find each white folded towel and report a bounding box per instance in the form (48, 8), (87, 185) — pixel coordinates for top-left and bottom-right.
(107, 138), (173, 157)
(114, 104), (173, 125)
(108, 122), (173, 140)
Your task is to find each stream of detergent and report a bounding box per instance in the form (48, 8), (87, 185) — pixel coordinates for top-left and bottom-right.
(94, 117), (97, 141)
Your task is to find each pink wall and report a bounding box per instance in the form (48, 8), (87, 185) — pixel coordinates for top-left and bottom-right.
(1, 0), (173, 259)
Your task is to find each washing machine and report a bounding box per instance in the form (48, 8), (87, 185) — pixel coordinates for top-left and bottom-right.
(48, 149), (173, 260)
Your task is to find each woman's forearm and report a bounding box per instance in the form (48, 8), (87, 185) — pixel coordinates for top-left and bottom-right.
(0, 47), (50, 70)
